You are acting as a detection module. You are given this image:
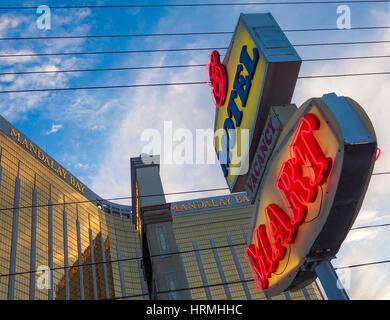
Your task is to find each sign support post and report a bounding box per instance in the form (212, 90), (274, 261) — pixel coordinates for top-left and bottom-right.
(315, 261), (349, 300)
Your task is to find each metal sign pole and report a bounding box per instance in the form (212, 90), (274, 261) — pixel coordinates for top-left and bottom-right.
(315, 261), (350, 300)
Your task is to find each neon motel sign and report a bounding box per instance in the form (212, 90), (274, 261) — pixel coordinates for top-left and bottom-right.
(245, 94), (377, 296)
(209, 13), (377, 296)
(210, 13), (301, 193)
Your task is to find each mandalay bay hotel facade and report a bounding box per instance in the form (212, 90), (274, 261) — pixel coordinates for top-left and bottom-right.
(0, 113), (323, 300)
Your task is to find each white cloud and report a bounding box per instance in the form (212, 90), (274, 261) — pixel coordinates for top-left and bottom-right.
(45, 123), (63, 135)
(344, 229), (381, 243)
(0, 14), (29, 36)
(334, 245), (390, 299)
(0, 7), (96, 121)
(89, 50), (229, 204)
(0, 74), (15, 83)
(75, 162), (90, 170)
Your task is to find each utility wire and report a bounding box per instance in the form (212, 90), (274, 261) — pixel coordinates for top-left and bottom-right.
(372, 171), (390, 176)
(3, 54), (390, 76)
(0, 32), (232, 41)
(2, 39), (390, 59)
(114, 257), (390, 299)
(294, 39), (390, 47)
(351, 222), (390, 231)
(298, 71), (390, 79)
(1, 26), (390, 41)
(0, 242), (248, 278)
(0, 64), (208, 76)
(1, 1), (390, 10)
(1, 226), (388, 291)
(0, 186), (230, 212)
(2, 71), (390, 94)
(334, 259), (390, 270)
(112, 279), (254, 300)
(0, 81), (207, 94)
(0, 210), (387, 281)
(0, 47), (225, 58)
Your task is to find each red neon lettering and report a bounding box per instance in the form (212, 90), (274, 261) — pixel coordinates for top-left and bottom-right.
(289, 114), (331, 186)
(245, 225), (274, 290)
(207, 51), (227, 107)
(275, 159), (315, 226)
(246, 113), (332, 290)
(265, 204), (295, 261)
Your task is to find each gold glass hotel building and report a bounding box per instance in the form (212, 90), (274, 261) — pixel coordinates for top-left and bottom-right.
(0, 115), (322, 300)
(0, 115), (140, 300)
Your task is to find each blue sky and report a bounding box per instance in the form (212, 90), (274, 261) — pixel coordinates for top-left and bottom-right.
(1, 0), (390, 299)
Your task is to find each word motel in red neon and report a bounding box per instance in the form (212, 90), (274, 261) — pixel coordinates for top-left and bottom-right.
(207, 51), (227, 107)
(245, 113), (332, 290)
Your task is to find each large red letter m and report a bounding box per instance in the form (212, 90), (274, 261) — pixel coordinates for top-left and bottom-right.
(245, 225), (275, 290)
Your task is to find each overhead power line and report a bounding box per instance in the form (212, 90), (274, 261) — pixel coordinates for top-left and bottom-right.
(0, 32), (232, 41)
(1, 26), (390, 41)
(1, 1), (390, 10)
(298, 71), (390, 79)
(372, 171), (390, 176)
(334, 259), (390, 270)
(2, 54), (390, 76)
(2, 71), (390, 94)
(114, 257), (390, 299)
(1, 40), (390, 60)
(0, 81), (207, 94)
(351, 222), (390, 231)
(0, 242), (248, 278)
(0, 186), (230, 212)
(0, 64), (208, 76)
(294, 40), (390, 47)
(0, 47), (225, 58)
(112, 279), (254, 300)
(0, 219), (388, 279)
(0, 221), (389, 282)
(0, 171), (387, 212)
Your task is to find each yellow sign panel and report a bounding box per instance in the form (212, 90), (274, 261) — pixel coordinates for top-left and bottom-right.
(213, 13), (301, 192)
(214, 20), (267, 189)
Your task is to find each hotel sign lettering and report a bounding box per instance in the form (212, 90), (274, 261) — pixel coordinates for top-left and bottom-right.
(171, 193), (251, 215)
(9, 127), (86, 194)
(244, 106), (294, 202)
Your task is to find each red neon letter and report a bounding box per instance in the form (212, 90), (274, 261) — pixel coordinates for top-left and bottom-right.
(264, 204), (296, 262)
(207, 51), (227, 107)
(289, 113), (331, 186)
(275, 159), (315, 226)
(245, 224), (275, 290)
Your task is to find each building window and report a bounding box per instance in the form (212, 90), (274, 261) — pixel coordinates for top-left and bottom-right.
(164, 272), (181, 300)
(155, 224), (170, 255)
